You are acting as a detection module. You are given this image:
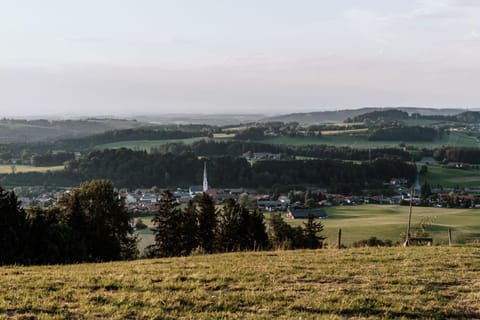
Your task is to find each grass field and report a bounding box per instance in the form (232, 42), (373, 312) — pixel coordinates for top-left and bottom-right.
(423, 166), (480, 189)
(0, 247), (478, 319)
(135, 205), (480, 252)
(259, 131), (480, 148)
(0, 165), (64, 174)
(95, 137), (207, 152)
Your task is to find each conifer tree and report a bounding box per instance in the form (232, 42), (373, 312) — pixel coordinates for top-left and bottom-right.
(197, 192), (217, 253)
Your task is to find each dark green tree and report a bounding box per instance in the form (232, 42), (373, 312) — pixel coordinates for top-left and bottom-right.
(421, 181), (432, 200)
(150, 189), (187, 257)
(197, 192), (217, 253)
(58, 179), (138, 261)
(303, 214), (326, 249)
(0, 187), (26, 265)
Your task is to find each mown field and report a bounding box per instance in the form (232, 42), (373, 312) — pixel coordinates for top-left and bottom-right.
(0, 247), (478, 319)
(259, 131), (479, 148)
(423, 165), (480, 189)
(135, 205), (480, 253)
(0, 165), (64, 174)
(94, 137), (207, 152)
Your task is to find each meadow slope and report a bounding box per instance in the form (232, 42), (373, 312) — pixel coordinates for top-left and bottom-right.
(0, 247), (479, 319)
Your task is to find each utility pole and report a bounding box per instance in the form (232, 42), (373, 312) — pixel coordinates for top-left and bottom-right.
(404, 187), (414, 247)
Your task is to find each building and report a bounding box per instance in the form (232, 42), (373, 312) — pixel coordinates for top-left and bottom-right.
(287, 208), (327, 219)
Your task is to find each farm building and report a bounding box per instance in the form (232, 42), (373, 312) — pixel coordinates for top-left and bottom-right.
(287, 208), (327, 219)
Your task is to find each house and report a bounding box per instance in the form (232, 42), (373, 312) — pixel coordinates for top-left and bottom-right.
(189, 185), (204, 197)
(287, 208), (327, 219)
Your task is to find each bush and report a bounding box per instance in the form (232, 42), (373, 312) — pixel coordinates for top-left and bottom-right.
(352, 236), (393, 247)
(135, 218), (148, 230)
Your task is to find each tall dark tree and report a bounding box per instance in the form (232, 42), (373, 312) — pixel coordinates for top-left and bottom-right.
(216, 198), (269, 252)
(150, 189), (188, 257)
(197, 192), (217, 253)
(0, 187), (26, 265)
(57, 179), (138, 261)
(303, 214), (326, 249)
(216, 198), (242, 252)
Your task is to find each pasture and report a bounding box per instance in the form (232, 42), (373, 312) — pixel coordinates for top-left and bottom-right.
(423, 165), (480, 189)
(259, 131), (479, 148)
(0, 165), (64, 174)
(135, 205), (480, 251)
(0, 247), (478, 319)
(94, 137), (207, 152)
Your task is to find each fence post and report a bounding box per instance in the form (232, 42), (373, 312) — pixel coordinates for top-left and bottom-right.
(448, 227), (452, 246)
(337, 228), (342, 249)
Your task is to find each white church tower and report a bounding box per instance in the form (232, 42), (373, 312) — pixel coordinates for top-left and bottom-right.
(202, 161), (209, 192)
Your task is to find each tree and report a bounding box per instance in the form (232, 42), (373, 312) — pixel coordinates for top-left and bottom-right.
(421, 181), (432, 200)
(303, 214), (325, 249)
(0, 187), (26, 265)
(150, 189), (189, 257)
(216, 198), (268, 252)
(58, 179), (138, 261)
(197, 192), (217, 253)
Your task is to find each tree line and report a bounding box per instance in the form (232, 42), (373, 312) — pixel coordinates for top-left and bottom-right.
(1, 150), (416, 192)
(146, 190), (325, 258)
(0, 181), (325, 265)
(150, 140), (411, 161)
(0, 180), (137, 265)
(368, 126), (442, 142)
(433, 147), (480, 164)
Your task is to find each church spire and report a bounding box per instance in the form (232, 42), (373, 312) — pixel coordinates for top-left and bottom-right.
(203, 161), (208, 192)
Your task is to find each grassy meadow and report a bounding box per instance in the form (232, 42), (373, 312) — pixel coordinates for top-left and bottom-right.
(0, 165), (64, 174)
(423, 166), (480, 189)
(259, 131), (479, 148)
(94, 137), (207, 152)
(0, 247), (479, 319)
(135, 205), (480, 252)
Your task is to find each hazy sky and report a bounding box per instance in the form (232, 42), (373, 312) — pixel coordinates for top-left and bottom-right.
(1, 0), (480, 116)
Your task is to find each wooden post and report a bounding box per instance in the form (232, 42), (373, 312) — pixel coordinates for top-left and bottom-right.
(404, 187), (414, 247)
(337, 228), (342, 249)
(448, 227), (452, 246)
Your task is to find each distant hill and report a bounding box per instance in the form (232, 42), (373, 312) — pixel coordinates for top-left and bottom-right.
(0, 118), (151, 144)
(260, 107), (469, 124)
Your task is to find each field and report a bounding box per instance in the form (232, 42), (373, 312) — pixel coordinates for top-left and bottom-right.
(259, 131), (480, 148)
(423, 165), (480, 189)
(135, 205), (480, 252)
(0, 247), (479, 319)
(0, 165), (64, 174)
(94, 137), (207, 152)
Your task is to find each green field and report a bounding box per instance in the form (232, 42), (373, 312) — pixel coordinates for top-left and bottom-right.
(95, 137), (207, 152)
(0, 247), (478, 319)
(423, 166), (480, 189)
(259, 131), (480, 148)
(135, 205), (480, 251)
(0, 165), (64, 174)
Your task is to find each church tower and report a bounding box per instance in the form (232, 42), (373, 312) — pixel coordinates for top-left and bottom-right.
(202, 161), (209, 192)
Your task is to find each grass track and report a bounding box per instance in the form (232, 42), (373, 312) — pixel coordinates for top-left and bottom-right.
(0, 247), (479, 319)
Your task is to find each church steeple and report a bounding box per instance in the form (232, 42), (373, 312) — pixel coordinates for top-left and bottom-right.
(203, 161), (208, 192)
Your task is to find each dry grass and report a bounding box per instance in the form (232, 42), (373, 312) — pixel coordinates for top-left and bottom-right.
(0, 247), (479, 319)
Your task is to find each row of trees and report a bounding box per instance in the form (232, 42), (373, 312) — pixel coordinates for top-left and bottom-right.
(368, 126), (442, 142)
(150, 139), (411, 161)
(433, 147), (480, 164)
(0, 180), (137, 265)
(146, 191), (326, 258)
(2, 150), (416, 192)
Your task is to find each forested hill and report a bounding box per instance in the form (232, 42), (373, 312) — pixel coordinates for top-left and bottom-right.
(261, 107), (466, 124)
(0, 118), (149, 143)
(1, 149), (416, 192)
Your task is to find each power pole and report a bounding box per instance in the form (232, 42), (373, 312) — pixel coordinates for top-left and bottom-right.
(404, 187), (414, 247)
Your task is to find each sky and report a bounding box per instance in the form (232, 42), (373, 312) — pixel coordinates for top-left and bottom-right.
(1, 0), (480, 116)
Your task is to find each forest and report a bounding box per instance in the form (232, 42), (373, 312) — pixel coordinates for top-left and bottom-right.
(1, 149), (416, 193)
